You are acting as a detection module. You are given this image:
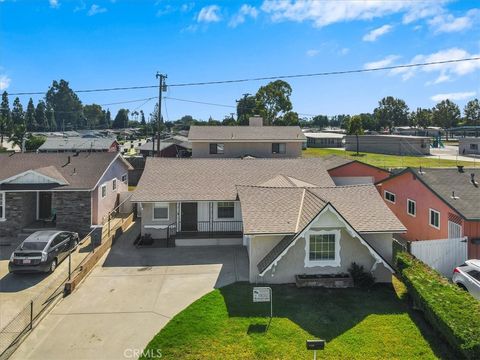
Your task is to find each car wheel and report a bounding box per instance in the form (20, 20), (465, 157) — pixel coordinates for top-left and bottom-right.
(49, 259), (57, 273)
(457, 283), (467, 291)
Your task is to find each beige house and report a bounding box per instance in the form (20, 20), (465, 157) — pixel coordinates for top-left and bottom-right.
(188, 116), (306, 158)
(132, 157), (405, 284)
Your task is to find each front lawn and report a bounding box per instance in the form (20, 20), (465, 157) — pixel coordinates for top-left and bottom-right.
(141, 281), (455, 359)
(303, 148), (477, 168)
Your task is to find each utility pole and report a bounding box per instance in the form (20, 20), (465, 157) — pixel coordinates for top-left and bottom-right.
(156, 72), (167, 157)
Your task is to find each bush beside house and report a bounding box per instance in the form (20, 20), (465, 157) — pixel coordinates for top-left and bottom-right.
(396, 252), (480, 359)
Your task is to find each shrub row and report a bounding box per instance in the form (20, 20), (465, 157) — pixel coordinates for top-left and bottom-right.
(396, 252), (480, 359)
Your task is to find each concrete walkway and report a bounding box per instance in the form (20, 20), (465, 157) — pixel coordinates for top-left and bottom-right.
(11, 223), (249, 360)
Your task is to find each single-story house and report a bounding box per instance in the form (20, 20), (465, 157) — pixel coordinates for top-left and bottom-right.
(322, 155), (391, 185)
(305, 132), (344, 148)
(132, 158), (405, 284)
(345, 135), (431, 155)
(459, 137), (480, 156)
(38, 137), (119, 153)
(0, 152), (132, 237)
(376, 167), (480, 258)
(138, 136), (191, 158)
(188, 116), (306, 158)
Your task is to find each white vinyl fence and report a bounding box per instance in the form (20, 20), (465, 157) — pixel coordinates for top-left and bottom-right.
(410, 237), (468, 278)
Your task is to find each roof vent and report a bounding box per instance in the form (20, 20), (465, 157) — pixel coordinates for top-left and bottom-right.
(471, 173), (478, 187)
(62, 155), (71, 167)
(451, 191), (459, 200)
(457, 165), (464, 173)
(418, 166), (425, 175)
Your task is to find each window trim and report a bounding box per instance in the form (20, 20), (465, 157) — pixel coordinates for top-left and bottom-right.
(112, 179), (117, 191)
(152, 202), (169, 221)
(216, 201), (235, 219)
(121, 173), (128, 184)
(384, 190), (396, 204)
(272, 142), (286, 154)
(0, 191), (5, 221)
(209, 143), (224, 155)
(101, 184), (107, 199)
(407, 198), (416, 217)
(429, 208), (440, 230)
(305, 229), (341, 267)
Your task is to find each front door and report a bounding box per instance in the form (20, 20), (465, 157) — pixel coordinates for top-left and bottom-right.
(181, 203), (198, 232)
(38, 192), (53, 220)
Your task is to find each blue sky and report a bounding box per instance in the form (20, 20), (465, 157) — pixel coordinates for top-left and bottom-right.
(1, 0), (479, 121)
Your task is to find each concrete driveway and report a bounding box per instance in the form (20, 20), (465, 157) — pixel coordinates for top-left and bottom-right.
(11, 226), (249, 360)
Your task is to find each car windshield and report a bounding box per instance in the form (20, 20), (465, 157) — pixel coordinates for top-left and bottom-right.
(19, 242), (48, 251)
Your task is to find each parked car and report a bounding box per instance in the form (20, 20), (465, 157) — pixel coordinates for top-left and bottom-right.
(453, 260), (480, 300)
(9, 231), (79, 274)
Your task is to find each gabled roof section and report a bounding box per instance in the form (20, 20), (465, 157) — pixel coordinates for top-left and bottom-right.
(3, 167), (69, 185)
(38, 137), (117, 151)
(258, 175), (317, 188)
(188, 125), (306, 142)
(322, 154), (390, 174)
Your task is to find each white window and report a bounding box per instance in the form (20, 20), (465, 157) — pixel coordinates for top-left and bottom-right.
(272, 143), (286, 154)
(384, 190), (396, 204)
(112, 179), (117, 191)
(121, 173), (128, 184)
(217, 202), (235, 218)
(209, 143), (224, 154)
(101, 184), (107, 199)
(305, 230), (341, 267)
(0, 192), (5, 220)
(153, 203), (169, 220)
(429, 209), (440, 229)
(407, 199), (416, 217)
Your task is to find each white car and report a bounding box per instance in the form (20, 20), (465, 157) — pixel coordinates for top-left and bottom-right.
(452, 260), (480, 300)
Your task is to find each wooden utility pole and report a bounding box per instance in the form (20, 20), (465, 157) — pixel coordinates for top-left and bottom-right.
(156, 72), (167, 157)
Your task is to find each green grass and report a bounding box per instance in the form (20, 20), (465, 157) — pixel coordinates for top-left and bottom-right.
(302, 148), (477, 169)
(141, 281), (456, 360)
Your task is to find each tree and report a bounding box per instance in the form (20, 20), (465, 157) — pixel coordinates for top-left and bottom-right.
(347, 115), (364, 155)
(412, 108), (432, 130)
(25, 98), (37, 131)
(24, 134), (46, 151)
(45, 79), (84, 131)
(255, 80), (293, 125)
(105, 110), (112, 128)
(112, 109), (129, 129)
(0, 91), (11, 145)
(140, 110), (146, 126)
(373, 96), (409, 133)
(35, 100), (48, 132)
(432, 99), (460, 140)
(11, 97), (24, 126)
(45, 104), (56, 131)
(464, 99), (480, 128)
(84, 104), (105, 129)
(278, 111), (299, 126)
(312, 115), (329, 128)
(236, 95), (257, 125)
(357, 113), (378, 132)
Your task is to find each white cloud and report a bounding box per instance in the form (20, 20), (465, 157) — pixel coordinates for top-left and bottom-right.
(364, 55), (400, 70)
(428, 9), (479, 34)
(362, 24), (392, 42)
(390, 47), (480, 82)
(229, 4), (258, 27)
(197, 5), (221, 23)
(431, 91), (476, 102)
(0, 75), (11, 91)
(49, 0), (59, 9)
(306, 49), (319, 57)
(88, 4), (107, 16)
(181, 3), (195, 12)
(261, 0), (449, 28)
(339, 48), (349, 55)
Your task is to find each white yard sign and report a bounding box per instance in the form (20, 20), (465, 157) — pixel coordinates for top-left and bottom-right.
(253, 287), (271, 302)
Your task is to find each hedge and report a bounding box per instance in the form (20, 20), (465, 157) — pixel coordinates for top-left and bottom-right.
(396, 252), (480, 359)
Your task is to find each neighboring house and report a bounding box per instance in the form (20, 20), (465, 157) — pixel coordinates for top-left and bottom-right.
(132, 158), (405, 284)
(345, 135), (431, 155)
(322, 155), (391, 185)
(120, 139), (149, 156)
(459, 137), (480, 156)
(188, 116), (306, 158)
(305, 132), (344, 148)
(376, 167), (480, 258)
(138, 136), (191, 158)
(38, 137), (119, 153)
(0, 140), (20, 152)
(0, 152), (132, 237)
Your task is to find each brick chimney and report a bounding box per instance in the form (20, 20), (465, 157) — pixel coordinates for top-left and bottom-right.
(249, 115), (263, 127)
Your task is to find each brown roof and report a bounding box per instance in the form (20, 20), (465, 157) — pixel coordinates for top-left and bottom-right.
(132, 158), (335, 202)
(188, 125), (306, 142)
(237, 184), (406, 235)
(0, 152), (130, 190)
(320, 154), (354, 170)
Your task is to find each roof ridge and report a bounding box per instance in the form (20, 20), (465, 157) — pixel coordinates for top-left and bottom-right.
(304, 188), (329, 204)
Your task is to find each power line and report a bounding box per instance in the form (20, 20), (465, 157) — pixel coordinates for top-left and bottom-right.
(7, 57), (480, 96)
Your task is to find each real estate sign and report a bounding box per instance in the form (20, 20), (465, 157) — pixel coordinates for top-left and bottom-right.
(253, 287), (271, 302)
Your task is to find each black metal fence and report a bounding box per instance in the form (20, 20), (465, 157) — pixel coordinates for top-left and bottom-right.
(197, 220), (243, 234)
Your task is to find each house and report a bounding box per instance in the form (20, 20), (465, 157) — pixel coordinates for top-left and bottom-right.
(188, 116), (306, 158)
(305, 132), (344, 148)
(0, 152), (132, 237)
(131, 157), (406, 284)
(322, 155), (391, 185)
(38, 137), (119, 153)
(345, 135), (431, 155)
(376, 167), (480, 258)
(459, 137), (480, 156)
(138, 136), (191, 158)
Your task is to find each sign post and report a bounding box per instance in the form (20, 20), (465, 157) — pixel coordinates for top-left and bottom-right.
(253, 287), (272, 319)
(306, 340), (325, 360)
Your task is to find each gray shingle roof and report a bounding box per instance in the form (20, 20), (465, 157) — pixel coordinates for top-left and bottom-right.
(131, 158), (335, 202)
(188, 126), (306, 142)
(0, 152), (129, 190)
(38, 137), (117, 151)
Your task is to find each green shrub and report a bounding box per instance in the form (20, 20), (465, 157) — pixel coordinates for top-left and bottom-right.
(348, 262), (375, 288)
(396, 251), (480, 359)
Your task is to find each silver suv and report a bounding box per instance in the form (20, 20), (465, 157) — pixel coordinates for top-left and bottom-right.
(453, 260), (480, 300)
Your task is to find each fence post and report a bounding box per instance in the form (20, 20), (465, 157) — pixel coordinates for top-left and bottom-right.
(108, 213), (111, 239)
(68, 251), (71, 281)
(30, 301), (33, 330)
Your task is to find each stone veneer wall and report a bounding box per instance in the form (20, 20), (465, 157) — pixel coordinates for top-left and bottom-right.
(0, 192), (36, 237)
(54, 191), (92, 237)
